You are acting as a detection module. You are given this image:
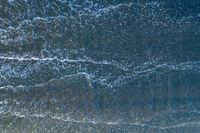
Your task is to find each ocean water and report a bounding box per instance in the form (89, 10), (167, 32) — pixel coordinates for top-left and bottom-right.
(0, 0), (200, 132)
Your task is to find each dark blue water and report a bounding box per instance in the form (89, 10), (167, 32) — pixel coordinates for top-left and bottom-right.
(0, 0), (200, 132)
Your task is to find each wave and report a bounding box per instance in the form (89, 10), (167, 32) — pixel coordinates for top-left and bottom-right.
(0, 55), (200, 88)
(0, 55), (128, 70)
(1, 107), (200, 131)
(1, 0), (200, 132)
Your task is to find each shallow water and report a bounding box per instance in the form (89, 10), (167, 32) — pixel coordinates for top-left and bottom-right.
(0, 0), (200, 132)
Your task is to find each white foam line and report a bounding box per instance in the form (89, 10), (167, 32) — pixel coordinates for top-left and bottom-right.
(0, 111), (148, 127)
(92, 1), (165, 18)
(159, 121), (200, 130)
(0, 71), (94, 90)
(0, 56), (128, 71)
(93, 2), (135, 17)
(51, 115), (149, 127)
(102, 61), (200, 88)
(2, 109), (200, 129)
(4, 111), (200, 130)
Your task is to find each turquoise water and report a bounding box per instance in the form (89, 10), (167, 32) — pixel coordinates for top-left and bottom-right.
(0, 0), (200, 132)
